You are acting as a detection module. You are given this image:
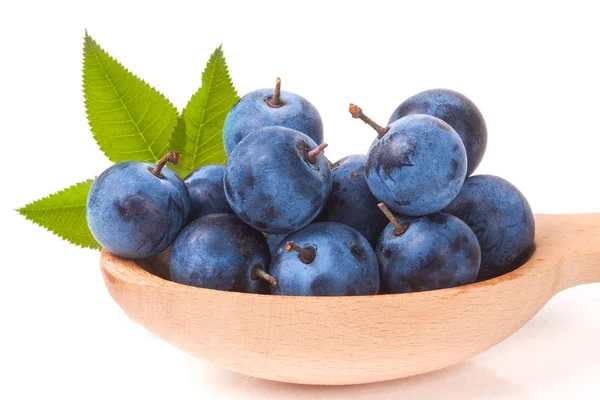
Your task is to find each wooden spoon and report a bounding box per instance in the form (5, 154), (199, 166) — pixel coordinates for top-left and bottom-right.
(100, 213), (600, 385)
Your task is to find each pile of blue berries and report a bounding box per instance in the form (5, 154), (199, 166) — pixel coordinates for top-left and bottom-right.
(87, 79), (535, 296)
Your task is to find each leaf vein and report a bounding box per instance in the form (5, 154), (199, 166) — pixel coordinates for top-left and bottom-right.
(88, 39), (159, 161)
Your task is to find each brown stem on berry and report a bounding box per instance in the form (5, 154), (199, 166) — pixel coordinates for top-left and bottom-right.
(285, 241), (316, 264)
(267, 77), (284, 108)
(326, 157), (336, 169)
(150, 150), (181, 178)
(349, 104), (389, 139)
(377, 203), (409, 236)
(251, 264), (278, 287)
(307, 142), (328, 164)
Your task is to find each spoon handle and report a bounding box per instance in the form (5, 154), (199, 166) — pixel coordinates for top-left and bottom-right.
(547, 213), (600, 292)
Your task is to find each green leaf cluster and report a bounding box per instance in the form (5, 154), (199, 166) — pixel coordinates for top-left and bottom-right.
(17, 32), (239, 250)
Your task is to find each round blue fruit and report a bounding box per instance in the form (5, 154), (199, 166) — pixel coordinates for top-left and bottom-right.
(376, 213), (481, 293)
(443, 175), (535, 281)
(87, 159), (190, 259)
(184, 164), (232, 221)
(169, 213), (272, 293)
(318, 154), (388, 247)
(365, 114), (467, 216)
(389, 89), (487, 177)
(224, 126), (331, 234)
(223, 87), (323, 155)
(269, 222), (380, 296)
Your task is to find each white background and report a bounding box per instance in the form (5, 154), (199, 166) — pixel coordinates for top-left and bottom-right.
(1, 0), (599, 399)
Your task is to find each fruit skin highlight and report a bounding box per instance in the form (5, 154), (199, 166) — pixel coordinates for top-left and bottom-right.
(269, 222), (380, 296)
(86, 152), (190, 259)
(318, 154), (388, 247)
(389, 89), (487, 177)
(376, 211), (481, 293)
(169, 213), (274, 293)
(223, 78), (324, 155)
(443, 174), (535, 281)
(365, 114), (467, 216)
(184, 164), (232, 222)
(224, 126), (331, 234)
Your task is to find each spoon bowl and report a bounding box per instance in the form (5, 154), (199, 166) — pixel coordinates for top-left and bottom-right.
(100, 213), (599, 385)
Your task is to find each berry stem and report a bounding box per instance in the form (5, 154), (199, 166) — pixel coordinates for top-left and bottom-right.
(252, 265), (278, 287)
(285, 241), (316, 264)
(150, 150), (181, 178)
(377, 203), (409, 236)
(307, 142), (328, 164)
(267, 77), (284, 108)
(326, 157), (336, 169)
(349, 104), (389, 139)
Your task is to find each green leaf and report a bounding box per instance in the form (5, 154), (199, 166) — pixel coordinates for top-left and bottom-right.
(17, 180), (101, 250)
(83, 32), (178, 163)
(169, 45), (239, 177)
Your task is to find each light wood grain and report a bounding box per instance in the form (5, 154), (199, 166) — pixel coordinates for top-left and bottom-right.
(100, 214), (600, 385)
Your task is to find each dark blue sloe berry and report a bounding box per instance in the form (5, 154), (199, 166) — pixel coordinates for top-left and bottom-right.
(318, 154), (388, 247)
(269, 222), (380, 296)
(224, 126), (331, 234)
(389, 89), (487, 176)
(376, 204), (481, 293)
(443, 174), (535, 280)
(169, 213), (275, 293)
(223, 78), (323, 155)
(350, 104), (467, 216)
(87, 151), (190, 259)
(184, 164), (233, 222)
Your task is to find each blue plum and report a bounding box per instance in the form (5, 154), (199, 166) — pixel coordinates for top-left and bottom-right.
(350, 105), (467, 216)
(318, 154), (388, 247)
(224, 126), (331, 234)
(184, 164), (232, 221)
(264, 232), (288, 257)
(223, 78), (324, 155)
(389, 89), (487, 176)
(169, 213), (276, 293)
(443, 175), (535, 281)
(87, 151), (190, 259)
(269, 222), (380, 296)
(376, 205), (481, 293)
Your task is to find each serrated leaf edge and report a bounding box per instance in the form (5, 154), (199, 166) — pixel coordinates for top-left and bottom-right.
(17, 179), (101, 251)
(171, 44), (238, 173)
(82, 32), (180, 163)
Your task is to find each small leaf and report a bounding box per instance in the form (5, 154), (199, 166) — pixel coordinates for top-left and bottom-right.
(170, 45), (239, 177)
(83, 32), (178, 163)
(17, 180), (101, 250)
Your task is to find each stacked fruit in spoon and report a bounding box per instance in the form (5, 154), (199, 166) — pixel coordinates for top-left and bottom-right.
(86, 80), (535, 296)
